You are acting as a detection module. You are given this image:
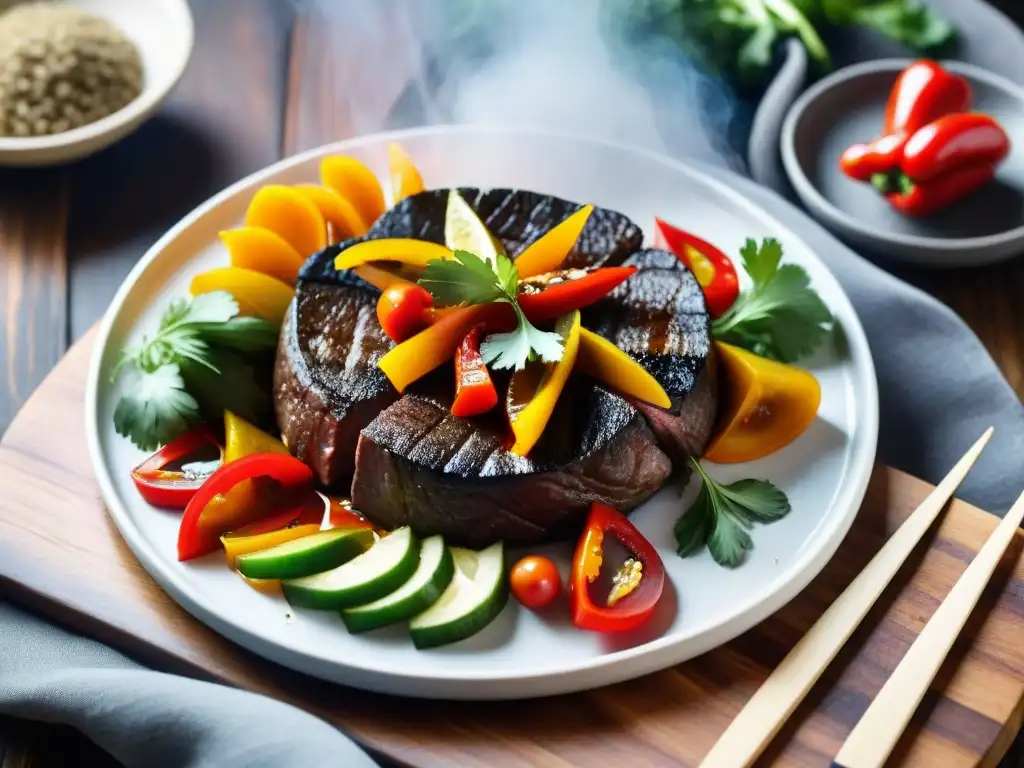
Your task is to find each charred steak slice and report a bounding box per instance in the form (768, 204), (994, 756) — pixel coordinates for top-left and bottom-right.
(364, 188), (643, 269)
(351, 382), (672, 548)
(585, 248), (718, 464)
(274, 263), (396, 487)
(277, 189), (646, 491)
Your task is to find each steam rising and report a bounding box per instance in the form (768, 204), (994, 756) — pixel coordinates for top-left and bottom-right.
(294, 0), (743, 170)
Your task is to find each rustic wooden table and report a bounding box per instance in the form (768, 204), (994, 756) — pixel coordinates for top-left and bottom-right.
(0, 0), (1021, 765)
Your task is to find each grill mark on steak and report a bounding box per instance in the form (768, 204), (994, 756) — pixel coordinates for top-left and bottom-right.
(583, 248), (718, 463)
(351, 383), (672, 547)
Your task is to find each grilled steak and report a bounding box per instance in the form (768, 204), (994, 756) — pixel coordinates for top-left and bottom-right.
(584, 248), (717, 464)
(351, 383), (671, 547)
(274, 187), (716, 546)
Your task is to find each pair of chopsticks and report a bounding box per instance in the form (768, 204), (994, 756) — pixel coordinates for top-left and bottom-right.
(701, 427), (1024, 768)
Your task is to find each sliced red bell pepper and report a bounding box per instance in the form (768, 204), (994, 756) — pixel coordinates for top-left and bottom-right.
(570, 502), (665, 632)
(840, 59), (972, 183)
(177, 453), (314, 561)
(517, 266), (636, 324)
(653, 218), (739, 317)
(451, 324), (498, 418)
(130, 425), (222, 509)
(325, 496), (374, 530)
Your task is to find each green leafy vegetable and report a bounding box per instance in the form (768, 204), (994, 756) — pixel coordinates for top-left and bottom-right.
(711, 238), (832, 363)
(418, 249), (563, 370)
(674, 459), (791, 567)
(112, 290), (278, 451)
(616, 0), (955, 92)
(112, 364), (200, 452)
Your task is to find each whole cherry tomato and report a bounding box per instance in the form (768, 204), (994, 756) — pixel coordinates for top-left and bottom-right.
(510, 555), (562, 609)
(376, 283), (433, 342)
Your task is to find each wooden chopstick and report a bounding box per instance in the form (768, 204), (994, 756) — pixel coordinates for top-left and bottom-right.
(699, 427), (995, 768)
(832, 485), (1024, 768)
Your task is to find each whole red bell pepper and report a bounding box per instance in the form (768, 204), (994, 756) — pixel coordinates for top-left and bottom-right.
(570, 502), (665, 632)
(840, 60), (972, 182)
(517, 266), (636, 324)
(653, 218), (739, 317)
(178, 453), (315, 561)
(880, 113), (1011, 216)
(451, 324), (498, 418)
(130, 425), (222, 509)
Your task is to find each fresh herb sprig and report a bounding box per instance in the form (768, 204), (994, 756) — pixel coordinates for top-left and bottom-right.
(675, 459), (791, 567)
(418, 249), (564, 370)
(712, 238), (833, 363)
(112, 291), (278, 451)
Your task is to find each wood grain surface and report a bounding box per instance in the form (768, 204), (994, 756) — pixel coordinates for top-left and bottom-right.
(3, 333), (1024, 768)
(0, 0), (1022, 766)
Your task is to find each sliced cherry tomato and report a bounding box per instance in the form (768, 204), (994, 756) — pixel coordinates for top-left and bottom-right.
(177, 453), (314, 561)
(510, 555), (562, 609)
(376, 283), (433, 342)
(570, 502), (665, 632)
(130, 426), (222, 509)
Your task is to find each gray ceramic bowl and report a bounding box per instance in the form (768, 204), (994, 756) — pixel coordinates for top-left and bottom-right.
(781, 59), (1024, 267)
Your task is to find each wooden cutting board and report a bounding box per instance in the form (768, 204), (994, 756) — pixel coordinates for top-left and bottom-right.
(1, 333), (1023, 768)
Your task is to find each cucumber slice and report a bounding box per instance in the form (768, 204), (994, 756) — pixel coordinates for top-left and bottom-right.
(409, 541), (508, 650)
(235, 528), (373, 580)
(283, 526), (419, 610)
(341, 536), (454, 634)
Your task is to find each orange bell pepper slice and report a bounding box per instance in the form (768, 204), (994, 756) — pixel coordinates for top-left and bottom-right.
(703, 342), (821, 463)
(377, 304), (504, 393)
(244, 185), (327, 257)
(507, 310), (581, 456)
(294, 184), (369, 240)
(389, 142), (425, 202)
(319, 155), (386, 226)
(190, 267), (294, 324)
(220, 227), (305, 286)
(575, 328), (671, 409)
(222, 523), (322, 568)
(514, 204), (593, 278)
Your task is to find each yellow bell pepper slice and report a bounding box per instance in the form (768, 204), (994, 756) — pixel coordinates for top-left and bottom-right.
(389, 142), (425, 202)
(294, 184), (368, 240)
(223, 523), (321, 569)
(704, 342), (821, 464)
(514, 204), (594, 278)
(244, 185), (327, 257)
(378, 304), (498, 393)
(223, 410), (289, 464)
(334, 238), (452, 271)
(190, 267), (294, 324)
(507, 310), (581, 456)
(220, 227), (305, 286)
(239, 574), (283, 596)
(575, 328), (671, 410)
(320, 155), (386, 225)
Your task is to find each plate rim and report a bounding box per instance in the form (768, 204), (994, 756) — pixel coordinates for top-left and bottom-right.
(84, 125), (879, 698)
(781, 58), (1024, 262)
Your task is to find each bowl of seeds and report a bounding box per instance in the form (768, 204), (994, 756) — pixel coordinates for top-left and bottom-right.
(0, 0), (193, 166)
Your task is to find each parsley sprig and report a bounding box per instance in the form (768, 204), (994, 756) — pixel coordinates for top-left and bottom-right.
(112, 291), (278, 451)
(674, 458), (791, 567)
(418, 249), (563, 370)
(712, 238), (833, 363)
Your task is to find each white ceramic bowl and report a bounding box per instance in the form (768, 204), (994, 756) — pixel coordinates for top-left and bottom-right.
(87, 127), (879, 699)
(0, 0), (193, 167)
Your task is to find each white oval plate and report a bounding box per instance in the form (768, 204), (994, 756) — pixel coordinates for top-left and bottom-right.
(86, 127), (878, 700)
(0, 0), (193, 167)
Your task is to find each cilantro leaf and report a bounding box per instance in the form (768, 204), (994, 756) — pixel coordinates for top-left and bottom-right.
(162, 290), (238, 327)
(712, 239), (832, 363)
(112, 364), (200, 452)
(418, 249), (564, 371)
(675, 459), (791, 568)
(418, 250), (506, 307)
(191, 316), (280, 353)
(179, 347), (271, 427)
